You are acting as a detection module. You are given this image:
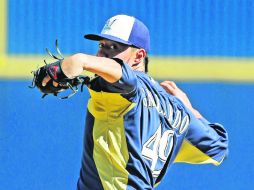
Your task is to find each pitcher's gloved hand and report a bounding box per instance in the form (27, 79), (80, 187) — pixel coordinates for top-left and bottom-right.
(29, 40), (90, 99)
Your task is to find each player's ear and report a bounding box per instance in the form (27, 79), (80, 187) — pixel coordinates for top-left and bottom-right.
(134, 49), (146, 63)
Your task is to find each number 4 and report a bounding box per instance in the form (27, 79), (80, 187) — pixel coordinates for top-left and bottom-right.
(142, 125), (174, 176)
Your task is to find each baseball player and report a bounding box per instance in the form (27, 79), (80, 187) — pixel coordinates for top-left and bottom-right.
(40, 15), (228, 190)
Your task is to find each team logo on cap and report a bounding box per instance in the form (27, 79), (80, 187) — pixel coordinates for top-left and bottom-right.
(103, 19), (117, 32)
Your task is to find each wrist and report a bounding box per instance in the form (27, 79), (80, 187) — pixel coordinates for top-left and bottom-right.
(61, 54), (84, 78)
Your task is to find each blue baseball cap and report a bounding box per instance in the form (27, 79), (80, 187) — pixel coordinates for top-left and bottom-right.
(84, 15), (150, 52)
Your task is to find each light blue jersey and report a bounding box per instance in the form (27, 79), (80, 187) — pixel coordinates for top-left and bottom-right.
(77, 59), (228, 190)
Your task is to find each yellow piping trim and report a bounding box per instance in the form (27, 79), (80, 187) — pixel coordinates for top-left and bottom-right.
(88, 89), (135, 190)
(174, 139), (220, 166)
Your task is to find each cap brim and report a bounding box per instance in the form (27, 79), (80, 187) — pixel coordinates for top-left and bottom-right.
(84, 33), (132, 46)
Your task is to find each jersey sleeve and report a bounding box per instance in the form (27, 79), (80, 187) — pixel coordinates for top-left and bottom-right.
(112, 58), (137, 93)
(92, 58), (137, 95)
(174, 116), (229, 166)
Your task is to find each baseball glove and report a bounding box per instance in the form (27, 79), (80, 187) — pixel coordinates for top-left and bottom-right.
(30, 40), (90, 99)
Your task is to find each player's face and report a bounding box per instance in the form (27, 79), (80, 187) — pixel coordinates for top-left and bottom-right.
(97, 39), (133, 60)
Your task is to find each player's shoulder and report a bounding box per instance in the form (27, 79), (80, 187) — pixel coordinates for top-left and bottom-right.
(135, 72), (165, 91)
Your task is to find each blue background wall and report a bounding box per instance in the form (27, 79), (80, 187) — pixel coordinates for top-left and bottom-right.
(1, 0), (254, 190)
(1, 81), (253, 190)
(7, 0), (254, 56)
